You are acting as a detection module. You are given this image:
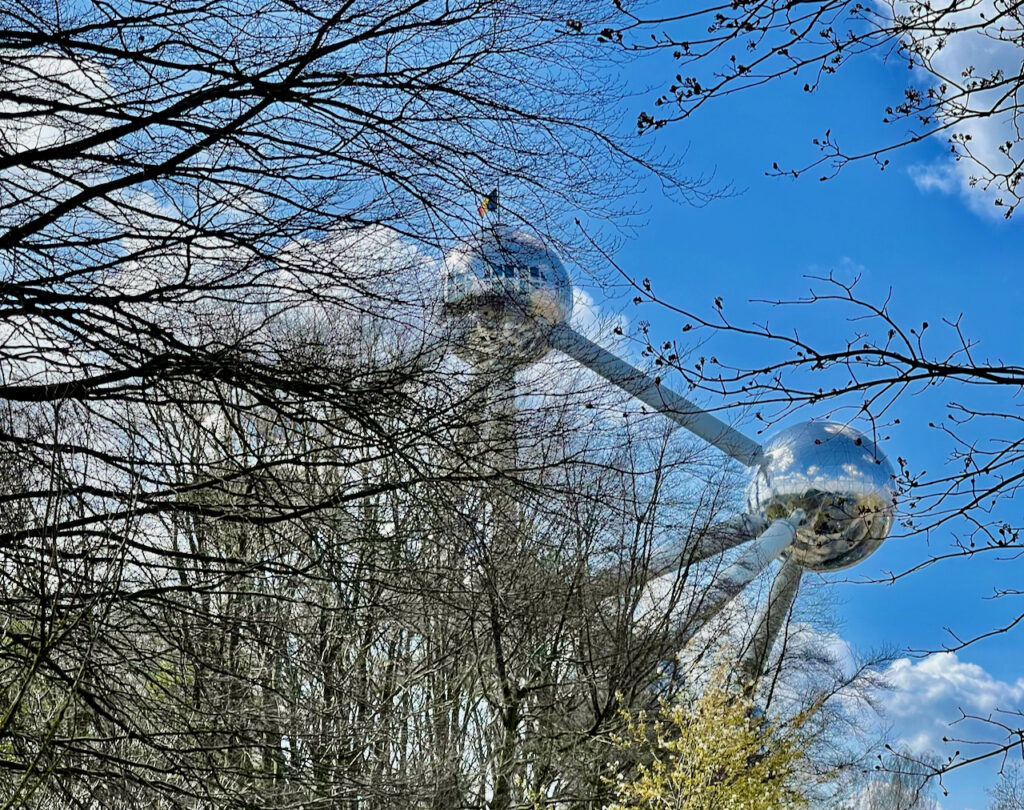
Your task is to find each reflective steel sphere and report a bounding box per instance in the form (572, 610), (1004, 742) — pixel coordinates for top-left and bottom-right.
(746, 421), (895, 572)
(442, 226), (572, 366)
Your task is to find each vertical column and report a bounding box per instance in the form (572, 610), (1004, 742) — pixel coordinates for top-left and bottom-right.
(736, 557), (802, 688)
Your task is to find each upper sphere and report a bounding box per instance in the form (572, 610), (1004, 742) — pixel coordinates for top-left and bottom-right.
(746, 421), (896, 572)
(442, 227), (572, 366)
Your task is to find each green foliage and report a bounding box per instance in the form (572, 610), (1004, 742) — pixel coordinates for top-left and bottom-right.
(607, 679), (812, 810)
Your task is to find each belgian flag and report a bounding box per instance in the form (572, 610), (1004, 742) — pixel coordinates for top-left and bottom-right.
(477, 188), (499, 217)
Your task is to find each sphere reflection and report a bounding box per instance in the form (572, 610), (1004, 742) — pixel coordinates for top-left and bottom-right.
(442, 226), (572, 366)
(746, 421), (895, 572)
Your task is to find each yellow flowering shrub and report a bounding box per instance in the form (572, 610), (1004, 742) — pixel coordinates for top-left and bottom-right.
(607, 682), (811, 810)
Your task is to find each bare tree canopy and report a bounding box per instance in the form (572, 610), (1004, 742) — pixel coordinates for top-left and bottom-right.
(0, 0), (690, 539)
(0, 1), (885, 806)
(853, 749), (940, 809)
(990, 765), (1024, 810)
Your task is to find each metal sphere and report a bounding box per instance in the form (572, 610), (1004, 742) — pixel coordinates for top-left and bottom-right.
(442, 226), (572, 366)
(746, 421), (896, 572)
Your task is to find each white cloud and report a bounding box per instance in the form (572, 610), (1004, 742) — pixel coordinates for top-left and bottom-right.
(852, 652), (1024, 809)
(908, 162), (959, 196)
(0, 52), (114, 222)
(894, 0), (1024, 218)
(880, 653), (1024, 753)
(269, 224), (445, 369)
(568, 286), (629, 344)
(0, 51), (112, 153)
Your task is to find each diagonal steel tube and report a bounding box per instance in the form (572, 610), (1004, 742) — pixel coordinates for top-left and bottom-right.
(643, 513), (769, 580)
(549, 324), (763, 467)
(591, 514), (769, 599)
(675, 513), (801, 647)
(737, 556), (803, 687)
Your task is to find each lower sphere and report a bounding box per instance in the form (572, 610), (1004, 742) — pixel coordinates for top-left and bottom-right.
(746, 421), (896, 572)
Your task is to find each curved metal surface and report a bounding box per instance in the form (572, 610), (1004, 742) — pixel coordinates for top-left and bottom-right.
(746, 421), (895, 572)
(442, 226), (572, 366)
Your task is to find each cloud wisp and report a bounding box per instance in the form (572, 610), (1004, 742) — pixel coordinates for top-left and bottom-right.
(895, 0), (1024, 219)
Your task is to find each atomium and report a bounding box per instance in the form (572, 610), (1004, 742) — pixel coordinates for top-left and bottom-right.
(745, 421), (896, 572)
(442, 226), (572, 366)
(437, 215), (901, 681)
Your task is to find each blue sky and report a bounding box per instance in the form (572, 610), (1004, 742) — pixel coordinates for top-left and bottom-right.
(600, 34), (1024, 810)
